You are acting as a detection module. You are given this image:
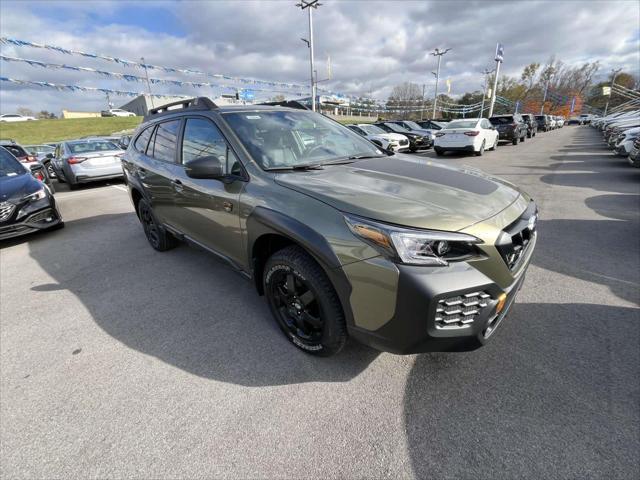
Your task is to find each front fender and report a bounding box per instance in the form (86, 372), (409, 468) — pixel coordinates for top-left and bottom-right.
(246, 206), (355, 328)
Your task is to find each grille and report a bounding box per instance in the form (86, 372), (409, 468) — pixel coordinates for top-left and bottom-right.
(496, 204), (537, 271)
(435, 291), (491, 329)
(0, 202), (15, 222)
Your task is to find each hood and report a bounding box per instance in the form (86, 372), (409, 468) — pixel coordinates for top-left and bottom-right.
(275, 155), (523, 231)
(0, 171), (41, 202)
(411, 128), (434, 137)
(378, 133), (407, 142)
(384, 133), (408, 141)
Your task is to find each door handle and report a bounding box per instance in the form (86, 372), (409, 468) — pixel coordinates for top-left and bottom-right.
(171, 179), (184, 192)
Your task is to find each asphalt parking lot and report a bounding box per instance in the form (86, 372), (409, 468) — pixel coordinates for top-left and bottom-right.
(1, 126), (639, 479)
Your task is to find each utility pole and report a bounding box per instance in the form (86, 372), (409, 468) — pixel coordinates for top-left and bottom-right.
(420, 83), (425, 120)
(604, 68), (622, 116)
(479, 68), (493, 118)
(487, 43), (504, 117)
(297, 0), (321, 112)
(431, 47), (451, 118)
(140, 57), (154, 109)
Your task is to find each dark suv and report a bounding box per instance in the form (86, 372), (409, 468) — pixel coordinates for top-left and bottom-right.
(520, 114), (538, 138)
(489, 114), (528, 145)
(534, 115), (551, 132)
(123, 97), (537, 356)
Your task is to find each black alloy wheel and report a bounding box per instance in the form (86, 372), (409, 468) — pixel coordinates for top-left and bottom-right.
(269, 269), (323, 345)
(264, 246), (346, 356)
(137, 199), (177, 251)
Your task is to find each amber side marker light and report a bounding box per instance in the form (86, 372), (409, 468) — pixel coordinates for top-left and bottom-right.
(496, 293), (508, 314)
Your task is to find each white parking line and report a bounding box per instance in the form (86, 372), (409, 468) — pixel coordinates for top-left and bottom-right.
(111, 185), (128, 192)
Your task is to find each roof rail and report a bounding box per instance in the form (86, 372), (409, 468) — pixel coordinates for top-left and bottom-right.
(145, 97), (218, 119)
(258, 100), (310, 111)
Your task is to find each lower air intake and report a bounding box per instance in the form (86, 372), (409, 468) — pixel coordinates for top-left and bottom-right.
(435, 291), (491, 329)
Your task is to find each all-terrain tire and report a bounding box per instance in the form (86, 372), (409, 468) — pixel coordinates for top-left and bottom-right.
(264, 245), (347, 357)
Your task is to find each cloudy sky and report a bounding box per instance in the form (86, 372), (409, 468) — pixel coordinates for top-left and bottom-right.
(0, 0), (638, 115)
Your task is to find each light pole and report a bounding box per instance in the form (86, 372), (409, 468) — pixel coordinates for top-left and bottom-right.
(431, 48), (451, 118)
(140, 57), (154, 109)
(604, 68), (623, 116)
(487, 43), (504, 117)
(297, 0), (322, 112)
(479, 68), (493, 118)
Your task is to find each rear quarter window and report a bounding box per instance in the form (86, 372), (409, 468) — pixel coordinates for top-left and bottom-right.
(134, 126), (154, 154)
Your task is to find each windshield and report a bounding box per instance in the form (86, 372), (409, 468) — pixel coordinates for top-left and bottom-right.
(223, 110), (381, 169)
(25, 145), (55, 155)
(68, 141), (119, 154)
(402, 121), (422, 130)
(360, 124), (386, 135)
(446, 120), (478, 129)
(385, 123), (409, 133)
(0, 148), (26, 177)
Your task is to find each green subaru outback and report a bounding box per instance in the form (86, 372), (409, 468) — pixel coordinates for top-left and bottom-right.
(123, 97), (537, 356)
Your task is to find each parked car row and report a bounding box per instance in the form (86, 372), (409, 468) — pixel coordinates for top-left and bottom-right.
(591, 109), (640, 167)
(346, 119), (442, 152)
(429, 112), (561, 157)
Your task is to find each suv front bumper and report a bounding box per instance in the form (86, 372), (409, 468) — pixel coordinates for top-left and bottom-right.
(348, 258), (531, 354)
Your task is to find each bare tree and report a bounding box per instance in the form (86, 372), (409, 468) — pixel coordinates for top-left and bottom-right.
(16, 107), (35, 117)
(386, 82), (423, 118)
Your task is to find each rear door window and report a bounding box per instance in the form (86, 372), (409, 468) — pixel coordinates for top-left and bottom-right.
(149, 120), (181, 163)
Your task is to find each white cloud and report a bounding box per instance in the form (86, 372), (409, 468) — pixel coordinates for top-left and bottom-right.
(0, 0), (638, 115)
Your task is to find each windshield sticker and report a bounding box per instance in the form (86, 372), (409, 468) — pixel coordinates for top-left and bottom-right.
(246, 115), (261, 120)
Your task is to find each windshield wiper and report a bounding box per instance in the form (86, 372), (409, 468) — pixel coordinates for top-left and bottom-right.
(266, 163), (325, 171)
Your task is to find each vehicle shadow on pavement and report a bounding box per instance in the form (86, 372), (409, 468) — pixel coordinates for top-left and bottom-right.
(403, 301), (640, 479)
(27, 212), (379, 386)
(537, 155), (640, 195)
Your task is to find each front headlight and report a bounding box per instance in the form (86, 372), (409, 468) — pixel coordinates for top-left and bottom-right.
(22, 187), (47, 202)
(345, 214), (483, 266)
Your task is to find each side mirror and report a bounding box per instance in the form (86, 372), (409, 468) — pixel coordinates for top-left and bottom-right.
(185, 155), (225, 180)
(46, 153), (54, 159)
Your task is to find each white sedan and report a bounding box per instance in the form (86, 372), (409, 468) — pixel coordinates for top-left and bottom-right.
(434, 118), (499, 156)
(0, 113), (37, 122)
(102, 109), (136, 117)
(346, 124), (411, 152)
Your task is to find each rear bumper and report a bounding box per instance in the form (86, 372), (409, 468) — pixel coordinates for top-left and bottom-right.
(68, 163), (124, 183)
(436, 145), (475, 152)
(497, 131), (517, 140)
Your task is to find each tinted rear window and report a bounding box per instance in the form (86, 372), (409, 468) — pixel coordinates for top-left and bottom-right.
(2, 145), (28, 157)
(0, 148), (26, 176)
(489, 116), (514, 124)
